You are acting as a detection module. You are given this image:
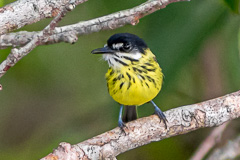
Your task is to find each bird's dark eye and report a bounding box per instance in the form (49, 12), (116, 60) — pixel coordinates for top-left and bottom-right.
(121, 43), (132, 52)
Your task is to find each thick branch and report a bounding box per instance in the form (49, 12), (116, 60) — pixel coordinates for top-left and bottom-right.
(0, 0), (87, 35)
(41, 90), (240, 160)
(0, 0), (187, 49)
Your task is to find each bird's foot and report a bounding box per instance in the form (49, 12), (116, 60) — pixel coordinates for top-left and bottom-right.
(151, 100), (168, 129)
(118, 118), (127, 134)
(154, 107), (168, 129)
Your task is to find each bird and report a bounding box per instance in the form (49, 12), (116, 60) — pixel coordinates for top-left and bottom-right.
(91, 33), (167, 129)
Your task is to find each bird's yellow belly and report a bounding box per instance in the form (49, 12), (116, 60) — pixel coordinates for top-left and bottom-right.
(106, 67), (162, 106)
(111, 81), (160, 105)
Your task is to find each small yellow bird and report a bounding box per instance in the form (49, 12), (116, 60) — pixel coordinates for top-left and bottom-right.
(92, 33), (167, 129)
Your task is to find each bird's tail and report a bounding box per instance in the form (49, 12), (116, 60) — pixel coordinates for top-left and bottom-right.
(122, 105), (137, 123)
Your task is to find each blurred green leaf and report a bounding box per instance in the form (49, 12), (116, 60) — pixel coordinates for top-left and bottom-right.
(224, 0), (240, 13)
(238, 27), (240, 52)
(145, 0), (227, 89)
(0, 0), (4, 7)
(222, 18), (240, 91)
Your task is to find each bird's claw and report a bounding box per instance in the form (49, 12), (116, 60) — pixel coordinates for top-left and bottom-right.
(153, 105), (168, 129)
(118, 119), (127, 134)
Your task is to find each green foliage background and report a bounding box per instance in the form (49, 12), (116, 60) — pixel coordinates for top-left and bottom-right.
(0, 0), (240, 159)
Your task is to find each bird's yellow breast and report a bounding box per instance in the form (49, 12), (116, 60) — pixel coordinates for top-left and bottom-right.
(105, 49), (163, 106)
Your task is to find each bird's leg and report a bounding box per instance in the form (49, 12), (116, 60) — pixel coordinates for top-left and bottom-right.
(150, 100), (168, 128)
(118, 105), (126, 130)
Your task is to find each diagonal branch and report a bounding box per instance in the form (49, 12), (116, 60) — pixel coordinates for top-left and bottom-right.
(41, 90), (240, 160)
(206, 135), (240, 160)
(190, 121), (230, 160)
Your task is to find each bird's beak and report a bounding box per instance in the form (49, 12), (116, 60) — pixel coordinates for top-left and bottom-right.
(91, 46), (115, 54)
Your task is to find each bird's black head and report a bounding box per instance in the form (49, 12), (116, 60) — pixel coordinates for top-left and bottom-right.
(107, 33), (148, 53)
(91, 33), (149, 67)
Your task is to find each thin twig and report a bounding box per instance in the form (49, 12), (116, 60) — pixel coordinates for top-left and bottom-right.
(206, 135), (240, 160)
(41, 90), (240, 159)
(190, 122), (230, 160)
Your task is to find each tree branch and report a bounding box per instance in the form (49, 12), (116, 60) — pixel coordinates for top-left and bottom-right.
(0, 0), (78, 78)
(41, 90), (240, 160)
(0, 0), (187, 49)
(0, 0), (88, 35)
(0, 0), (188, 81)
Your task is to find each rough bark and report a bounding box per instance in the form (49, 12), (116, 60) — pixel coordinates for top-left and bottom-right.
(0, 0), (87, 35)
(41, 90), (240, 160)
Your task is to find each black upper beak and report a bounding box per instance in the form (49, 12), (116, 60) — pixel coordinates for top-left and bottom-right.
(91, 46), (115, 54)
